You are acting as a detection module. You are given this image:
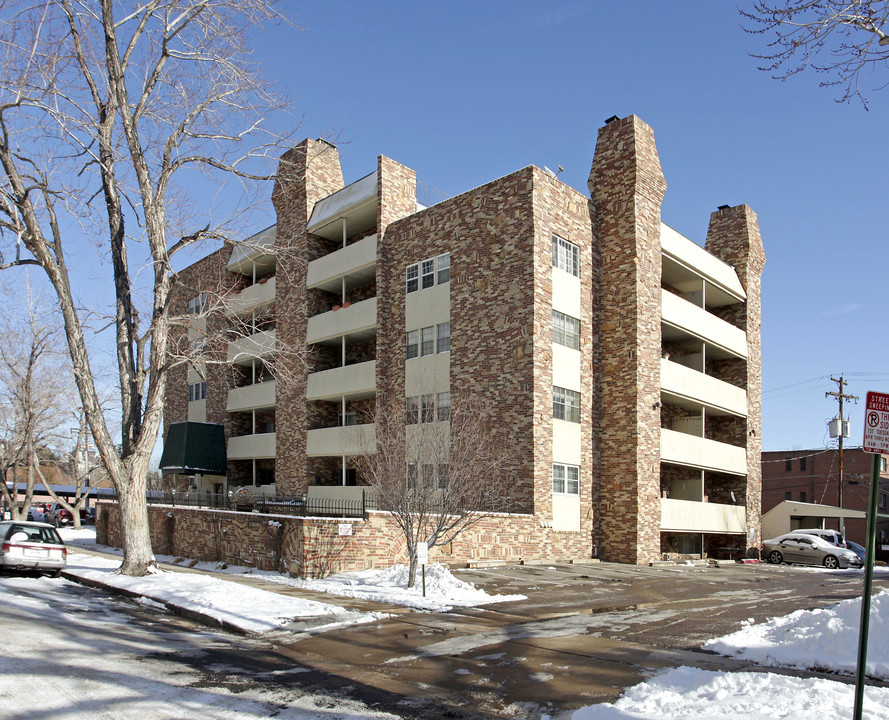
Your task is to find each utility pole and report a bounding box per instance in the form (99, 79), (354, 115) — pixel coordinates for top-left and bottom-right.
(826, 375), (858, 510)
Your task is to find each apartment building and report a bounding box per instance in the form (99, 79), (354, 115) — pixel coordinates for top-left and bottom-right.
(162, 114), (765, 565)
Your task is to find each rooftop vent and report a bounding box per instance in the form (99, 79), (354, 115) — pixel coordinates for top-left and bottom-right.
(604, 115), (620, 125)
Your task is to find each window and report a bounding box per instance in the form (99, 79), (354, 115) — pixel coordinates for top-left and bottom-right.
(785, 459), (792, 472)
(800, 457), (807, 471)
(422, 463), (435, 489)
(420, 326), (435, 356)
(880, 493), (888, 510)
(785, 491), (792, 501)
(553, 386), (580, 423)
(406, 462), (417, 489)
(406, 264), (419, 294)
(882, 457), (888, 472)
(187, 382), (206, 402)
(338, 412), (357, 427)
(553, 311), (580, 350)
(406, 330), (419, 359)
(421, 395), (435, 423)
(421, 259), (435, 289)
(437, 392), (451, 421)
(437, 322), (451, 353)
(188, 336), (206, 354)
(437, 463), (449, 490)
(552, 235), (579, 277)
(800, 491), (807, 502)
(553, 463), (580, 495)
(437, 253), (450, 284)
(405, 397), (419, 425)
(187, 293), (207, 315)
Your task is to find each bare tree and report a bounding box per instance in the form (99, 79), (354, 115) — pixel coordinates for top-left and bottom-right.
(742, 1), (889, 106)
(0, 294), (70, 521)
(0, 1), (296, 574)
(353, 393), (510, 588)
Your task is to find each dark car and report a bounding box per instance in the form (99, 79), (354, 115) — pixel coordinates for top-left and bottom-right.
(846, 540), (866, 567)
(0, 520), (67, 576)
(44, 503), (86, 527)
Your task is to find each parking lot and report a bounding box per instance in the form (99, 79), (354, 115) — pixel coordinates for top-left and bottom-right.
(271, 560), (889, 717)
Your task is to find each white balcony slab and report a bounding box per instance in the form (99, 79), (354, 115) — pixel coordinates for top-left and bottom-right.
(306, 423), (376, 457)
(227, 225), (276, 274)
(227, 329), (276, 363)
(660, 359), (747, 417)
(225, 277), (275, 317)
(306, 298), (377, 345)
(661, 428), (747, 476)
(660, 497), (746, 534)
(661, 290), (748, 359)
(660, 223), (745, 301)
(308, 171), (377, 239)
(227, 380), (276, 412)
(227, 432), (275, 460)
(307, 234), (377, 293)
(306, 361), (376, 401)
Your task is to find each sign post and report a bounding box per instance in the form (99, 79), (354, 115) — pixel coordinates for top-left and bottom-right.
(853, 391), (889, 720)
(416, 542), (429, 597)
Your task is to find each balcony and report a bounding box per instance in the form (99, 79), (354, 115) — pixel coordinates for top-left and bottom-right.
(307, 234), (377, 293)
(228, 432), (276, 460)
(306, 297), (377, 345)
(227, 225), (276, 275)
(306, 361), (376, 401)
(660, 223), (746, 305)
(306, 423), (376, 457)
(660, 359), (747, 417)
(225, 277), (275, 317)
(307, 171), (378, 241)
(661, 290), (748, 359)
(661, 428), (747, 476)
(227, 329), (276, 363)
(660, 497), (746, 534)
(227, 380), (276, 413)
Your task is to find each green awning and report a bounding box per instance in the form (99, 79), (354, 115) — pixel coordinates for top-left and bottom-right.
(159, 422), (227, 475)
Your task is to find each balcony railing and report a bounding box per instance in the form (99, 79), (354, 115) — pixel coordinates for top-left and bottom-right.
(660, 497), (746, 534)
(661, 428), (747, 476)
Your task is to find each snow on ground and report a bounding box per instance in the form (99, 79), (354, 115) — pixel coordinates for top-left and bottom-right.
(58, 528), (889, 719)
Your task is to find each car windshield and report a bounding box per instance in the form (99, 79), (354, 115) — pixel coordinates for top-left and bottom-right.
(4, 524), (63, 544)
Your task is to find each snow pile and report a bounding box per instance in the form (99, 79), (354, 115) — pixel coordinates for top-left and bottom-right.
(569, 666), (889, 719)
(703, 590), (889, 678)
(292, 563), (526, 611)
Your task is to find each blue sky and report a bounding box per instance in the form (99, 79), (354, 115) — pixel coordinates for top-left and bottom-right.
(231, 0), (889, 452)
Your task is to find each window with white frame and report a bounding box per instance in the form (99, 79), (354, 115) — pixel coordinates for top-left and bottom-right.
(406, 330), (419, 359)
(405, 397), (419, 425)
(422, 463), (435, 489)
(187, 382), (206, 402)
(437, 392), (450, 421)
(437, 463), (449, 490)
(421, 259), (435, 289)
(552, 311), (580, 350)
(420, 326), (435, 356)
(553, 386), (580, 423)
(436, 322), (450, 353)
(406, 462), (417, 489)
(406, 264), (419, 294)
(553, 463), (579, 495)
(436, 253), (450, 284)
(405, 253), (450, 295)
(421, 395), (435, 423)
(187, 293), (207, 315)
(552, 235), (579, 277)
(188, 336), (206, 354)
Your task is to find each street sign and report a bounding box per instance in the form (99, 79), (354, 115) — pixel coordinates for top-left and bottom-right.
(863, 392), (889, 454)
(416, 541), (429, 565)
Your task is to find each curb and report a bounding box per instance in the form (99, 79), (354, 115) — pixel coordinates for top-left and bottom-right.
(61, 570), (249, 635)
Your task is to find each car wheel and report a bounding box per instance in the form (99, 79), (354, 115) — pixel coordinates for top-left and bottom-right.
(768, 550), (783, 564)
(823, 555), (840, 570)
(49, 569), (62, 579)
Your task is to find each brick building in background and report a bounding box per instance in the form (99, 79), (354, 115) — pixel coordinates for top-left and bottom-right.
(762, 448), (889, 546)
(161, 114), (765, 566)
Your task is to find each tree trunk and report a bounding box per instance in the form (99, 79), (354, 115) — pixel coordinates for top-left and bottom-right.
(115, 466), (156, 575)
(407, 552), (418, 589)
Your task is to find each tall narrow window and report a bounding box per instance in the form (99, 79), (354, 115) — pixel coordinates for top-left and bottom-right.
(187, 293), (207, 315)
(552, 235), (579, 277)
(436, 253), (450, 284)
(422, 463), (435, 489)
(436, 322), (451, 353)
(553, 386), (580, 423)
(405, 397), (419, 425)
(552, 311), (580, 349)
(800, 457), (807, 471)
(421, 395), (435, 423)
(406, 463), (417, 489)
(421, 259), (435, 289)
(437, 392), (451, 421)
(420, 326), (435, 356)
(553, 463), (580, 495)
(437, 463), (449, 490)
(406, 330), (419, 359)
(406, 264), (419, 294)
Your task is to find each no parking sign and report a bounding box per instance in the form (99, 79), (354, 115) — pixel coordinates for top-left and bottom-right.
(863, 392), (889, 454)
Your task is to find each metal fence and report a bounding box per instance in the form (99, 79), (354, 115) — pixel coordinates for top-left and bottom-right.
(100, 490), (366, 519)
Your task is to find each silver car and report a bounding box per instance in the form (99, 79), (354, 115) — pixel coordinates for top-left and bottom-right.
(0, 521), (67, 577)
(763, 533), (858, 569)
